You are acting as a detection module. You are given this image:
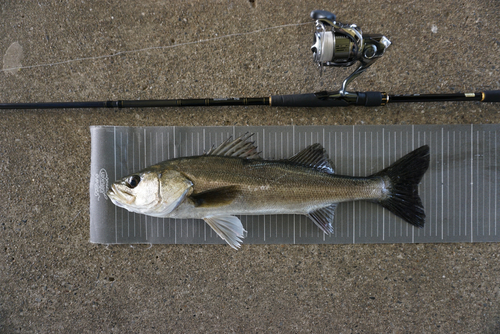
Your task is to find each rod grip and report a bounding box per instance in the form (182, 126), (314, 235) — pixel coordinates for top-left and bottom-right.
(271, 94), (350, 107)
(271, 92), (384, 107)
(482, 90), (500, 102)
(363, 92), (383, 106)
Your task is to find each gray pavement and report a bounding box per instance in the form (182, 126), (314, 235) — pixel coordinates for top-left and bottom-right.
(1, 0), (499, 332)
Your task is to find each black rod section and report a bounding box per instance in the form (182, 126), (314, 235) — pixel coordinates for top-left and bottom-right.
(388, 93), (483, 103)
(0, 97), (270, 109)
(120, 97), (269, 108)
(0, 101), (112, 109)
(0, 91), (499, 109)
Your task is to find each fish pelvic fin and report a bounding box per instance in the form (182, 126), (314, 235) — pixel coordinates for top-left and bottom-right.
(372, 145), (430, 228)
(287, 144), (334, 174)
(307, 204), (337, 234)
(203, 216), (247, 250)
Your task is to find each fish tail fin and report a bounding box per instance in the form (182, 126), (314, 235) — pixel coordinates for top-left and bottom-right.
(372, 145), (430, 228)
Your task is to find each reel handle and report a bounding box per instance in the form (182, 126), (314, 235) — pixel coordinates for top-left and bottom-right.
(311, 10), (336, 22)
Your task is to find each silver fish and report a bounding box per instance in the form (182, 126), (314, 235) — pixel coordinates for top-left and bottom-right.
(108, 133), (430, 249)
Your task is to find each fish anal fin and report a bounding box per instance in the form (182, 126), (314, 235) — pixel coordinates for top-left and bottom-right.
(190, 186), (241, 208)
(288, 144), (334, 174)
(307, 203), (337, 234)
(203, 216), (247, 250)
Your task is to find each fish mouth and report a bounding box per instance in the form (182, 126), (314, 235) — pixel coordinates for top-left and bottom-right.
(107, 185), (120, 206)
(107, 185), (116, 197)
(107, 183), (161, 215)
(107, 184), (119, 199)
(107, 184), (134, 206)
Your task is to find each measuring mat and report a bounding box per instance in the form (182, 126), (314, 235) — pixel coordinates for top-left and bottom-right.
(90, 125), (499, 245)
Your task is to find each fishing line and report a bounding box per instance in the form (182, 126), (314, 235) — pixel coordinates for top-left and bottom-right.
(0, 22), (312, 73)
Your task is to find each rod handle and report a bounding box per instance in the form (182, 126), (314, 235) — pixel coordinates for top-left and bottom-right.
(271, 92), (384, 107)
(271, 93), (350, 107)
(482, 90), (500, 102)
(362, 92), (384, 106)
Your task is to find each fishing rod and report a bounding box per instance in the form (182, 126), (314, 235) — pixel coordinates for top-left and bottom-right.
(1, 10), (499, 110)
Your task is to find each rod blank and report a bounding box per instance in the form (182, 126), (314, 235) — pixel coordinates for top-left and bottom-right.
(0, 90), (498, 109)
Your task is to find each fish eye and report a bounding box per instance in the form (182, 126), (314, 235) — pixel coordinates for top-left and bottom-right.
(127, 175), (141, 188)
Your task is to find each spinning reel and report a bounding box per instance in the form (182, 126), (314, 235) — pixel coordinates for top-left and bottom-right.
(310, 10), (391, 98)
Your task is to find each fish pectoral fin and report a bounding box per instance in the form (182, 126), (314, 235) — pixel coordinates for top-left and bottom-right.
(307, 204), (337, 234)
(189, 186), (241, 208)
(203, 216), (247, 250)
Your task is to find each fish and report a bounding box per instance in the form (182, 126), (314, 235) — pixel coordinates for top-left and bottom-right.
(107, 133), (430, 249)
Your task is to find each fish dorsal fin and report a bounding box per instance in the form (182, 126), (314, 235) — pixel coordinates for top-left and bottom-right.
(190, 186), (241, 208)
(287, 144), (334, 174)
(307, 204), (337, 234)
(206, 133), (261, 159)
(203, 216), (247, 249)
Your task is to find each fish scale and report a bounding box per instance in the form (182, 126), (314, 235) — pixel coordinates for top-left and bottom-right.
(170, 157), (383, 207)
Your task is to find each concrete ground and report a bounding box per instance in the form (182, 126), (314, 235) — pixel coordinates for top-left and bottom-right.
(1, 0), (499, 332)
